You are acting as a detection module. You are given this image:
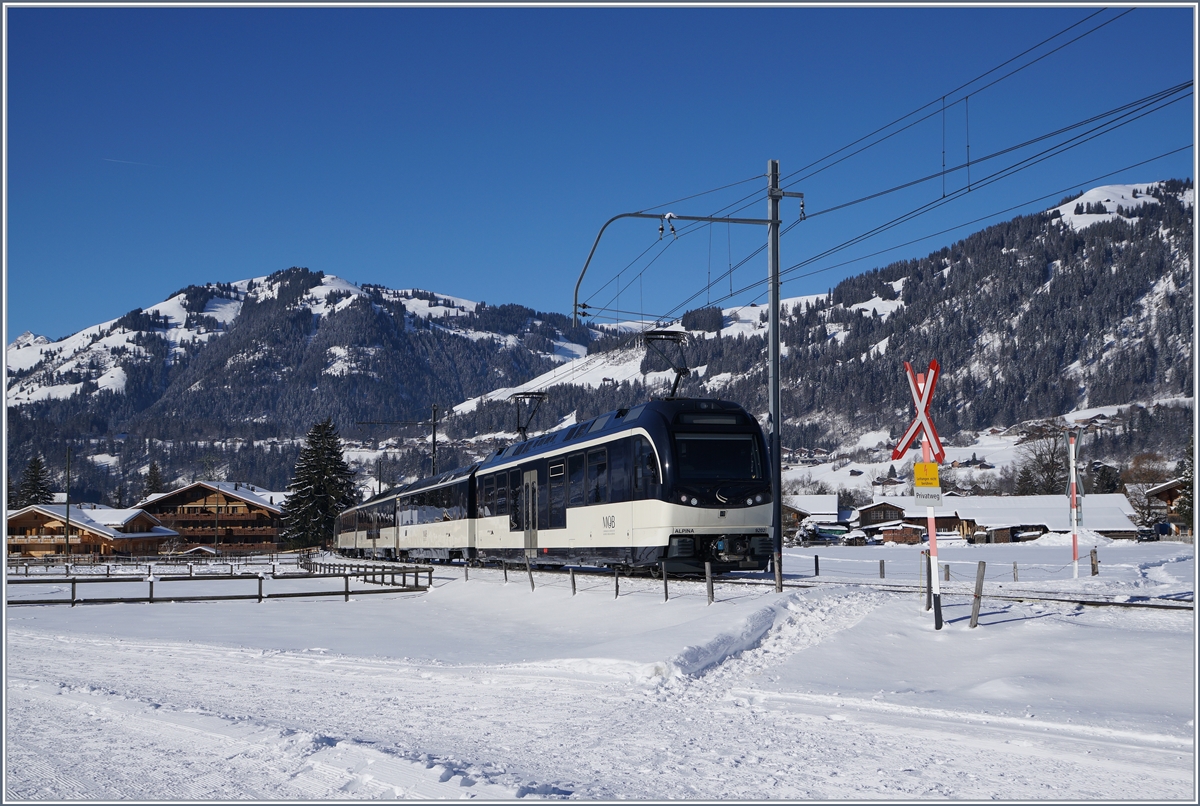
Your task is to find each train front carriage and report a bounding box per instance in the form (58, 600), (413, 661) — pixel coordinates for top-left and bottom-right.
(472, 398), (773, 574)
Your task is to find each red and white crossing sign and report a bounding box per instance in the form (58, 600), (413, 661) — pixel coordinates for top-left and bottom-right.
(891, 359), (945, 464)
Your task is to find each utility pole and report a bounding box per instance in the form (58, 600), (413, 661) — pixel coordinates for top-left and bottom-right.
(357, 404), (441, 478)
(64, 446), (72, 557)
(767, 159), (784, 593)
(572, 162), (802, 593)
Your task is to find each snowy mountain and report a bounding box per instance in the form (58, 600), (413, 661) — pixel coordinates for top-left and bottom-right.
(6, 181), (1193, 504)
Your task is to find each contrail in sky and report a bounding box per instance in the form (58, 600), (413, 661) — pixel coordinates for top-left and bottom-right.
(104, 158), (159, 167)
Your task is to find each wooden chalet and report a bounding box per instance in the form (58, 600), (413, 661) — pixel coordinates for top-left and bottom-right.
(1145, 478), (1189, 534)
(136, 481), (286, 554)
(7, 504), (178, 557)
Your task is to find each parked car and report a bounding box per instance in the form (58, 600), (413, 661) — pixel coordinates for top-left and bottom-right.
(1136, 527), (1159, 542)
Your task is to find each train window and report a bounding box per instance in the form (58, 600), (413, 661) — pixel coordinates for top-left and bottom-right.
(673, 433), (764, 480)
(509, 469), (522, 531)
(549, 462), (565, 478)
(537, 464), (549, 532)
(609, 438), (629, 502)
(567, 453), (584, 506)
(588, 414), (611, 433)
(633, 436), (660, 500)
(587, 449), (608, 504)
(481, 475), (495, 517)
(624, 403), (646, 422)
(549, 469), (566, 528)
(493, 474), (507, 516)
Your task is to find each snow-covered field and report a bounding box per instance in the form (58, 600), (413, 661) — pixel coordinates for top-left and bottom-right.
(5, 540), (1194, 801)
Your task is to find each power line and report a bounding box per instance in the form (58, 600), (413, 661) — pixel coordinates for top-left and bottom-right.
(703, 144), (1192, 311)
(669, 80), (1190, 318)
(778, 8), (1131, 189)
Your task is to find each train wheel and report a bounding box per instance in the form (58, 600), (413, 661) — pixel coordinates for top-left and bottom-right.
(647, 564), (661, 579)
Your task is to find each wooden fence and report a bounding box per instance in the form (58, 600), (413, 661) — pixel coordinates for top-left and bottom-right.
(5, 561), (435, 607)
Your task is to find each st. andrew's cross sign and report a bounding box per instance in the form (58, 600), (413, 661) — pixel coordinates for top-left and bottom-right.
(892, 359), (946, 464)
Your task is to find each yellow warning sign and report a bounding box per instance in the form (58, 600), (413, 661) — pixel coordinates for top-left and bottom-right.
(914, 462), (940, 487)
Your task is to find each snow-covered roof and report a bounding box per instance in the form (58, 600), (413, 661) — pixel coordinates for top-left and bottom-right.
(8, 504), (177, 540)
(137, 480), (287, 512)
(1146, 478), (1183, 498)
(874, 494), (1137, 533)
(782, 494), (839, 519)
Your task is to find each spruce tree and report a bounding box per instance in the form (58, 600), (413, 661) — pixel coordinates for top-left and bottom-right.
(281, 418), (357, 549)
(17, 456), (55, 508)
(144, 462), (165, 496)
(1176, 443), (1193, 532)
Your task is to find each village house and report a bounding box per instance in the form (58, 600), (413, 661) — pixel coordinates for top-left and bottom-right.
(1145, 478), (1191, 536)
(781, 494), (839, 537)
(873, 494), (1139, 542)
(6, 503), (178, 557)
(136, 481), (287, 554)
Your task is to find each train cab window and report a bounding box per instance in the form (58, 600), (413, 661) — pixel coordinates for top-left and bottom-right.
(633, 436), (660, 500)
(674, 433), (764, 480)
(548, 461), (566, 528)
(509, 469), (522, 531)
(567, 453), (585, 507)
(587, 448), (608, 504)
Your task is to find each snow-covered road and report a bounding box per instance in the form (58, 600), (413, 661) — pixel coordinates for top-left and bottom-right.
(5, 543), (1195, 800)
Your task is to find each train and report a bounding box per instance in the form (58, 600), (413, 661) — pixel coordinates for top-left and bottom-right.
(336, 397), (774, 574)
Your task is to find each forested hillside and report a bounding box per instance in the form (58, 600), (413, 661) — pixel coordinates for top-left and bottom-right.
(6, 181), (1192, 504)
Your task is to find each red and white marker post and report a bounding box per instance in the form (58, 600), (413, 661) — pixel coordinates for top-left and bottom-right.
(892, 359), (946, 630)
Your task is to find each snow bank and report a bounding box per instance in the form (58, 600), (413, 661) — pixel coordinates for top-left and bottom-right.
(1028, 529), (1113, 547)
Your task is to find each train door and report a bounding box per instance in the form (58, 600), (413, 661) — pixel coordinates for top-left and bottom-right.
(523, 469), (538, 557)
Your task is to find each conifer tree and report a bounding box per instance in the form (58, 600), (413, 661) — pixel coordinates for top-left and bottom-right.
(1176, 443), (1193, 531)
(17, 456), (55, 508)
(144, 462), (165, 497)
(281, 418), (357, 549)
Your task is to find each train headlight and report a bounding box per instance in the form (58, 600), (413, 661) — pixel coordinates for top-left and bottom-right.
(746, 497), (754, 506)
(755, 494), (763, 503)
(690, 497), (698, 506)
(680, 494), (689, 503)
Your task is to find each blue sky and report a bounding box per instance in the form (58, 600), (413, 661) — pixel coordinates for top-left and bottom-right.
(5, 5), (1195, 343)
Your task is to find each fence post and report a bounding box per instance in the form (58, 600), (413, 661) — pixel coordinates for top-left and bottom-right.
(427, 568), (433, 588)
(503, 562), (508, 583)
(943, 563), (950, 582)
(879, 559), (885, 579)
(149, 577), (154, 603)
(258, 575), (263, 603)
(344, 575), (350, 602)
(525, 555), (535, 592)
(969, 561), (986, 628)
(1013, 561), (1018, 582)
(918, 550), (925, 611)
(613, 567), (619, 599)
(71, 580), (76, 607)
(662, 561), (669, 602)
(570, 567), (576, 596)
(814, 555), (820, 577)
(1090, 547), (1099, 576)
(705, 561), (714, 605)
(464, 561), (469, 582)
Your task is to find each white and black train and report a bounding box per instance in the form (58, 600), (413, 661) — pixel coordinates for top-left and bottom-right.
(336, 398), (773, 574)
